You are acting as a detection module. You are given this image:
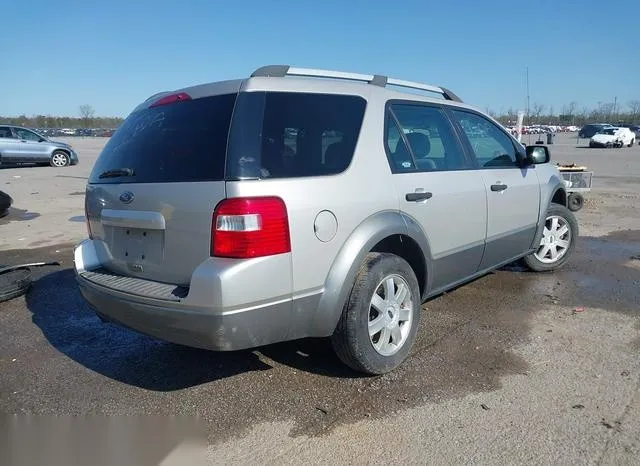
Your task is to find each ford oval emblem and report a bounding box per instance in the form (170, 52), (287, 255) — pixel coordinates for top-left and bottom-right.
(119, 191), (134, 204)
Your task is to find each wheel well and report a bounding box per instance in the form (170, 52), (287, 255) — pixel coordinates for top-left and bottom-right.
(371, 234), (426, 297)
(551, 188), (567, 206)
(52, 149), (70, 157)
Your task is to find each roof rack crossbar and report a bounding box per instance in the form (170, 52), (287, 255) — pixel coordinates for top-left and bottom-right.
(250, 65), (462, 102)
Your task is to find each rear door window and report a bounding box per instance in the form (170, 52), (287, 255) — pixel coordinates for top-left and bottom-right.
(89, 94), (237, 184)
(385, 103), (471, 172)
(226, 92), (366, 179)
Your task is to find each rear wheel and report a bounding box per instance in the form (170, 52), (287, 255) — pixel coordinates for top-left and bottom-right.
(50, 151), (70, 167)
(630, 139), (635, 147)
(331, 252), (421, 374)
(524, 204), (578, 272)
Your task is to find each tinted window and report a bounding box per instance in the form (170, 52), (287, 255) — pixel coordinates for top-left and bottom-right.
(14, 128), (41, 141)
(0, 127), (14, 139)
(226, 92), (366, 179)
(89, 94), (236, 184)
(452, 110), (518, 168)
(385, 104), (469, 172)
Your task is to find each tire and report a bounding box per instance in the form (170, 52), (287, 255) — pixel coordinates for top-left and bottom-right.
(0, 268), (32, 303)
(331, 252), (421, 375)
(630, 139), (635, 148)
(50, 151), (70, 167)
(523, 204), (578, 272)
(567, 192), (584, 212)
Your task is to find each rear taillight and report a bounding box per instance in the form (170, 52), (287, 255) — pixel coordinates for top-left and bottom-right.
(149, 92), (191, 108)
(211, 197), (290, 258)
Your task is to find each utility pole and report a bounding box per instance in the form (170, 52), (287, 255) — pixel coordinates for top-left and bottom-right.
(613, 96), (618, 121)
(526, 66), (530, 118)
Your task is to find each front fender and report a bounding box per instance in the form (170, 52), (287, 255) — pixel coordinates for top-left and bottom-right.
(309, 210), (432, 337)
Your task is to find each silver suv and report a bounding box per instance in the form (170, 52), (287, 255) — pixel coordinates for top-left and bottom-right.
(74, 65), (578, 374)
(0, 125), (79, 167)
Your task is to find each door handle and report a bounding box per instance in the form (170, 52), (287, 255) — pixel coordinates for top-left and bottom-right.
(490, 184), (508, 192)
(405, 192), (433, 202)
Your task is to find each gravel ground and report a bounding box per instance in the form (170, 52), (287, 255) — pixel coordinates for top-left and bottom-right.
(0, 133), (639, 465)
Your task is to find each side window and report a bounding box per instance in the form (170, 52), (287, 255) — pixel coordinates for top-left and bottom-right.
(15, 128), (41, 142)
(227, 93), (366, 179)
(0, 127), (15, 139)
(451, 110), (518, 168)
(385, 103), (469, 172)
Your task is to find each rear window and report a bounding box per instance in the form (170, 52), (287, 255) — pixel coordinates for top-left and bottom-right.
(89, 93), (236, 184)
(226, 92), (366, 179)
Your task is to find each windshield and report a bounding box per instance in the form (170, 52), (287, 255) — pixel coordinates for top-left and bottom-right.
(599, 129), (617, 135)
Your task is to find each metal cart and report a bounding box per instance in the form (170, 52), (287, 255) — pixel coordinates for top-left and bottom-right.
(557, 165), (593, 212)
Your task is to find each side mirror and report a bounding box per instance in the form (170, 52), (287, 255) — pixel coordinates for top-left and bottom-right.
(525, 145), (550, 165)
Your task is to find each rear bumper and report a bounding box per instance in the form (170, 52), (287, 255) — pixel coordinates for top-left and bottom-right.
(77, 277), (297, 351)
(73, 239), (321, 351)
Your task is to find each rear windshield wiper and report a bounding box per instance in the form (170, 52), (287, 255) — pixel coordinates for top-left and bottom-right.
(98, 168), (136, 179)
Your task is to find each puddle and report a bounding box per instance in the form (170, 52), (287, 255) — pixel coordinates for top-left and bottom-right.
(0, 207), (41, 225)
(68, 216), (85, 223)
(68, 192), (85, 196)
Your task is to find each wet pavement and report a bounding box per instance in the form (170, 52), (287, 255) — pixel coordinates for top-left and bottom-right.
(1, 134), (639, 462)
(1, 227), (638, 449)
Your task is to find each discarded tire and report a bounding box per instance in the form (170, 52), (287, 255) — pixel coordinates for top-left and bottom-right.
(568, 192), (584, 212)
(0, 190), (12, 218)
(0, 268), (32, 303)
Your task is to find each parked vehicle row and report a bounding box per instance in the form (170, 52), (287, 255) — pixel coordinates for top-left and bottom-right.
(506, 125), (580, 136)
(34, 128), (116, 138)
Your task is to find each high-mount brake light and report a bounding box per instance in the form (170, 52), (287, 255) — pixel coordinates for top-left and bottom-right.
(150, 92), (192, 108)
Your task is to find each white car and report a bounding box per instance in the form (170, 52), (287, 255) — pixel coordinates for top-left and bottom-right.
(589, 127), (636, 148)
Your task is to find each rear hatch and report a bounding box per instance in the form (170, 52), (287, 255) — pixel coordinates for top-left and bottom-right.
(86, 91), (237, 286)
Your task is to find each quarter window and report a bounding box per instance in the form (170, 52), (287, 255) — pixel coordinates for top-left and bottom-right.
(451, 110), (518, 168)
(226, 92), (366, 179)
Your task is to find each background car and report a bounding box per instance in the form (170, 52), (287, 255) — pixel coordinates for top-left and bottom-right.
(589, 127), (635, 148)
(0, 125), (79, 167)
(579, 123), (612, 139)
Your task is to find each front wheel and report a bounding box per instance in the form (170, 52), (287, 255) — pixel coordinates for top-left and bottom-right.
(50, 151), (70, 167)
(523, 204), (578, 272)
(629, 139), (635, 148)
(331, 252), (421, 375)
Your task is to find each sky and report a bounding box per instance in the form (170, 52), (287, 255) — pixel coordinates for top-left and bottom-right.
(2, 0), (638, 118)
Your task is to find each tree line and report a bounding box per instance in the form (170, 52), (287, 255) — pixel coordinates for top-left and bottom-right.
(489, 100), (640, 126)
(0, 104), (123, 129)
(1, 100), (639, 130)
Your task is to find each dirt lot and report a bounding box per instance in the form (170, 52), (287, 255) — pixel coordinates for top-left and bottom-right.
(1, 133), (639, 464)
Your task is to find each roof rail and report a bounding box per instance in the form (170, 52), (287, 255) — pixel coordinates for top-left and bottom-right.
(250, 65), (462, 102)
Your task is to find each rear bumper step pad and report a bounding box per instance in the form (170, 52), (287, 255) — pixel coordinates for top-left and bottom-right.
(79, 268), (188, 302)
